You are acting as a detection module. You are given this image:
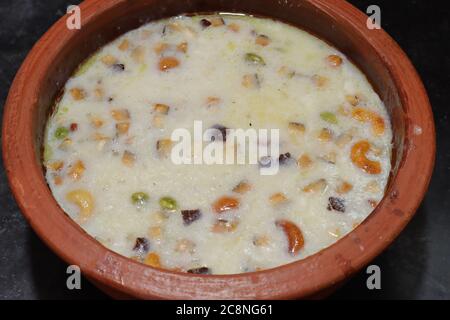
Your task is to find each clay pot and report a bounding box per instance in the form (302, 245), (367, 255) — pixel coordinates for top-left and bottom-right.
(2, 0), (435, 299)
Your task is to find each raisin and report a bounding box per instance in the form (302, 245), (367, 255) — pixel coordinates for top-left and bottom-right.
(187, 267), (210, 274)
(70, 123), (78, 132)
(112, 63), (125, 71)
(200, 19), (212, 28)
(209, 124), (228, 141)
(133, 237), (149, 254)
(182, 209), (201, 225)
(327, 197), (345, 212)
(279, 152), (292, 165)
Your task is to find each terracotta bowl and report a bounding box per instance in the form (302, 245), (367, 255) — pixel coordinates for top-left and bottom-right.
(2, 0), (435, 299)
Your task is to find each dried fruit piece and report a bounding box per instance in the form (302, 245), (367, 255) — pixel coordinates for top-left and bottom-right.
(245, 53), (266, 66)
(111, 109), (130, 121)
(112, 63), (125, 72)
(269, 193), (288, 205)
(200, 19), (212, 28)
(131, 192), (149, 207)
(66, 189), (94, 222)
(144, 252), (161, 268)
(133, 237), (149, 254)
(278, 153), (292, 165)
(276, 219), (304, 255)
(337, 181), (353, 194)
(327, 54), (343, 67)
(116, 122), (130, 135)
(122, 150), (136, 167)
(181, 209), (201, 225)
(351, 140), (381, 174)
(297, 154), (313, 169)
(302, 179), (327, 193)
(159, 196), (178, 211)
(233, 181), (252, 194)
(70, 123), (78, 132)
(352, 107), (385, 136)
(159, 56), (180, 71)
(327, 197), (346, 212)
(211, 219), (239, 233)
(156, 139), (173, 157)
(54, 127), (69, 140)
(255, 34), (271, 46)
(68, 160), (85, 180)
(212, 196), (239, 213)
(320, 112), (338, 124)
(187, 267), (210, 274)
(154, 103), (170, 114)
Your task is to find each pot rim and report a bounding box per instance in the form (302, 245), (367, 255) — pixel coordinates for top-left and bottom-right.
(2, 0), (435, 299)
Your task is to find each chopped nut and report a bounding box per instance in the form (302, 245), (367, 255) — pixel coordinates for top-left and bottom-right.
(58, 138), (73, 151)
(156, 139), (173, 158)
(276, 219), (304, 255)
(111, 109), (130, 121)
(327, 197), (346, 212)
(335, 133), (353, 148)
(228, 23), (240, 32)
(152, 114), (165, 128)
(365, 181), (380, 193)
(47, 161), (64, 171)
(302, 179), (327, 193)
(297, 154), (313, 169)
(321, 151), (337, 164)
(154, 42), (169, 54)
(212, 196), (240, 214)
(368, 199), (378, 208)
(149, 226), (163, 240)
(68, 160), (85, 180)
(100, 54), (117, 66)
(346, 94), (360, 106)
(312, 75), (329, 87)
(94, 87), (104, 99)
(253, 235), (270, 247)
(122, 150), (136, 167)
(337, 181), (353, 194)
(154, 103), (170, 114)
(269, 192), (288, 205)
(53, 175), (63, 186)
(131, 46), (145, 63)
(70, 88), (85, 100)
(144, 252), (161, 268)
(116, 122), (130, 135)
(66, 189), (94, 222)
(352, 107), (385, 136)
(255, 34), (271, 46)
(338, 105), (350, 116)
(159, 56), (180, 71)
(327, 54), (343, 67)
(351, 140), (381, 175)
(288, 122), (305, 135)
(175, 239), (196, 253)
(206, 96), (221, 107)
(211, 219), (239, 233)
(232, 181), (252, 194)
(210, 17), (225, 27)
(89, 115), (104, 128)
(318, 128), (333, 142)
(181, 209), (202, 225)
(118, 39), (130, 51)
(177, 41), (188, 53)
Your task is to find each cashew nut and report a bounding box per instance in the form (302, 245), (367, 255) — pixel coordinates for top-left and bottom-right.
(351, 140), (381, 175)
(66, 189), (94, 222)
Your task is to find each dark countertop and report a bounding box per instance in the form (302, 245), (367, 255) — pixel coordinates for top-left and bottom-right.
(0, 0), (448, 300)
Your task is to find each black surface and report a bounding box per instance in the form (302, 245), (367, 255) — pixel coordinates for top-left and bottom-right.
(0, 0), (448, 300)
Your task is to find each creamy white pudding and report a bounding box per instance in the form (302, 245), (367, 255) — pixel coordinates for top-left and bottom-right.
(43, 14), (392, 275)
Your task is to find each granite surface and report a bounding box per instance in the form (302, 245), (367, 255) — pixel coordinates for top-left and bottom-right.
(0, 0), (448, 300)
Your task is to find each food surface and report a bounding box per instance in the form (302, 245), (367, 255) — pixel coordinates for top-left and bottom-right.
(43, 14), (392, 274)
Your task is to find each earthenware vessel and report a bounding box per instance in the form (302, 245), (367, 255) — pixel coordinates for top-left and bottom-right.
(2, 0), (435, 299)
